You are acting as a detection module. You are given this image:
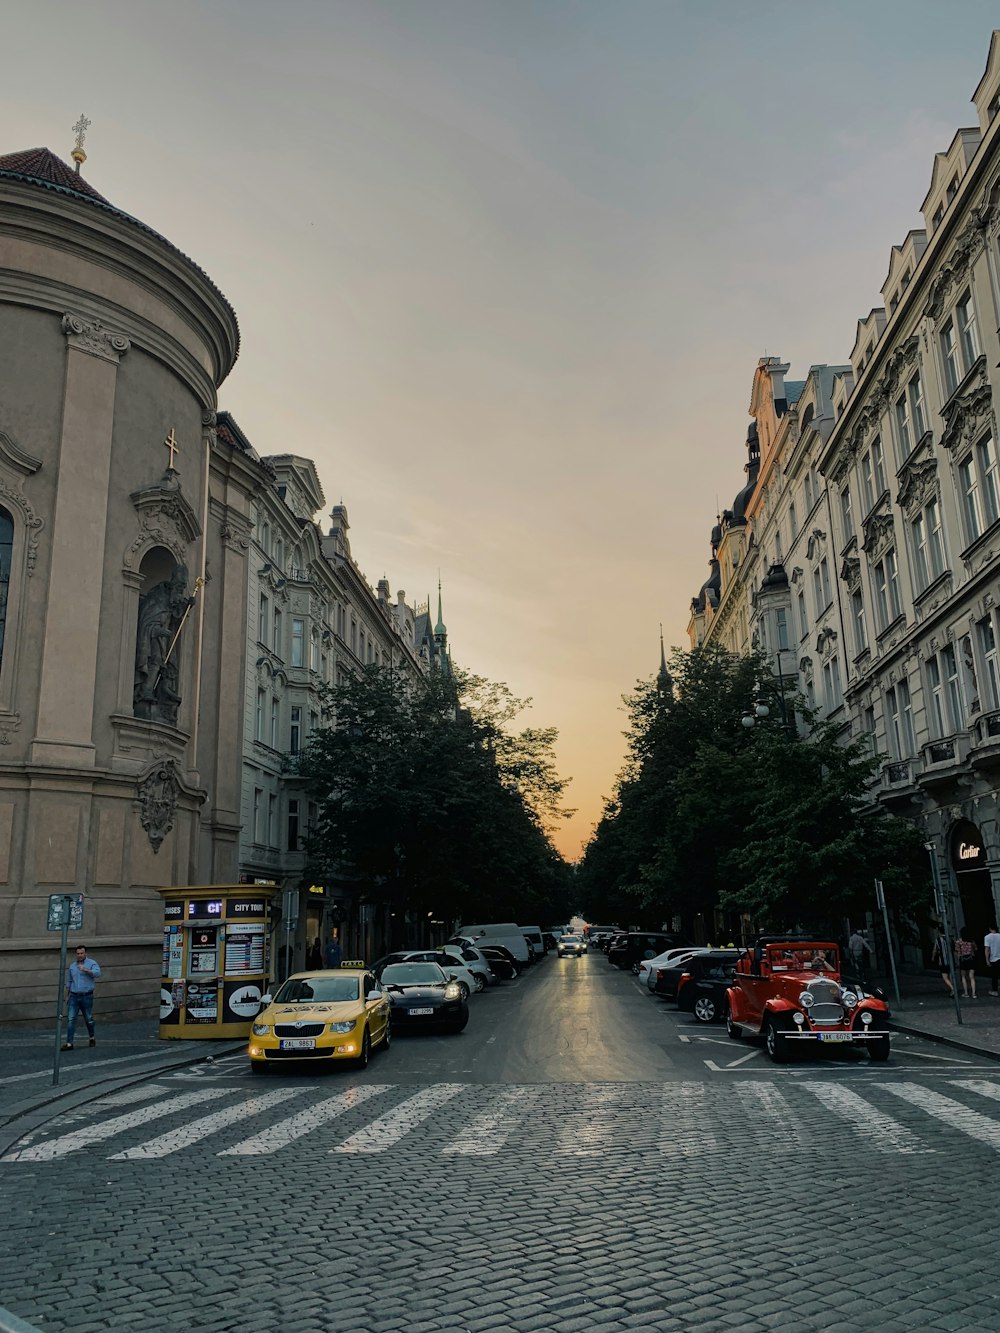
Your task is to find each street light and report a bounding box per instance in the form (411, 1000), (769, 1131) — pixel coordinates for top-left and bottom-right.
(742, 650), (791, 730)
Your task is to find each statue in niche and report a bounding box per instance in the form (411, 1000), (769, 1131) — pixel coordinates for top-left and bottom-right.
(134, 564), (195, 724)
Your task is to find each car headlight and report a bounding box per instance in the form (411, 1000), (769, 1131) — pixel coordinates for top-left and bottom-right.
(328, 1019), (357, 1033)
(792, 1012), (805, 1026)
(800, 992), (814, 1009)
(251, 1023), (271, 1036)
(444, 983), (462, 1000)
(841, 991), (859, 1009)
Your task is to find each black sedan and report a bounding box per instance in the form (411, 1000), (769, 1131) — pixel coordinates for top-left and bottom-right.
(675, 952), (741, 1023)
(479, 945), (521, 979)
(379, 962), (470, 1033)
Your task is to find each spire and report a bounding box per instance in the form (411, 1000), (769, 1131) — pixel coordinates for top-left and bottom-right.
(70, 114), (91, 174)
(657, 625), (672, 698)
(434, 577), (446, 637)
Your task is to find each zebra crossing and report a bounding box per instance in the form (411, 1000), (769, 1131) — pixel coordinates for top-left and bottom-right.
(7, 1076), (1000, 1164)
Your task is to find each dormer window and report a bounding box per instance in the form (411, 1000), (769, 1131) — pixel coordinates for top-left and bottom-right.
(946, 173), (960, 202)
(932, 204), (945, 231)
(989, 90), (1000, 123)
(901, 267), (911, 290)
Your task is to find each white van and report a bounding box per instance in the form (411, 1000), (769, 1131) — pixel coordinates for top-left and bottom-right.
(449, 923), (530, 964)
(521, 926), (546, 958)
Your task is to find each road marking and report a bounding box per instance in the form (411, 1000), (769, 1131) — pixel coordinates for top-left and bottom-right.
(220, 1083), (392, 1156)
(92, 1084), (171, 1107)
(659, 1082), (718, 1158)
(109, 1089), (305, 1159)
(556, 1083), (626, 1157)
(2, 1088), (233, 1162)
(333, 1084), (466, 1154)
(442, 1085), (538, 1155)
(881, 1081), (1000, 1151)
(734, 1082), (808, 1146)
(704, 1050), (761, 1071)
(904, 1050), (974, 1063)
(952, 1079), (1000, 1104)
(677, 1035), (691, 1043)
(0, 1050), (176, 1086)
(799, 1082), (933, 1155)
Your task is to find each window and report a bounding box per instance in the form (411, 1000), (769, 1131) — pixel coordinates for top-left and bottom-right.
(789, 501), (797, 538)
(941, 319), (960, 395)
(860, 449), (875, 512)
(840, 488), (854, 542)
(873, 549), (902, 629)
(350, 619), (357, 654)
(979, 617), (1000, 712)
(272, 607), (282, 658)
(822, 658), (843, 711)
(774, 530), (783, 562)
(895, 393), (912, 461)
(797, 590), (808, 641)
(886, 680), (915, 758)
(933, 203), (945, 231)
(819, 558), (832, 609)
(287, 798), (300, 852)
(290, 705), (301, 754)
(255, 688), (266, 742)
(359, 629), (366, 662)
(260, 522), (270, 555)
(851, 589), (867, 654)
(947, 174), (960, 203)
(944, 642), (964, 730)
(310, 633), (320, 673)
(268, 793), (277, 848)
(926, 656), (947, 737)
(956, 438), (999, 543)
(958, 291), (980, 367)
(258, 594), (269, 649)
(253, 787), (264, 843)
(309, 710), (319, 735)
(776, 607), (789, 651)
(864, 706), (878, 757)
(812, 566), (823, 616)
(291, 618), (304, 668)
(270, 695), (279, 748)
(871, 437), (886, 496)
(912, 499), (945, 589)
(980, 435), (1000, 527)
(909, 373), (927, 440)
(0, 508), (12, 668)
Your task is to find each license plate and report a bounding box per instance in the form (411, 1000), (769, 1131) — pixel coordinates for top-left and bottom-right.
(818, 1032), (853, 1042)
(279, 1038), (316, 1050)
(408, 1007), (434, 1016)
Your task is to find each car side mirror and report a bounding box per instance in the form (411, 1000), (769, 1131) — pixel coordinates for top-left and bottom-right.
(260, 994), (273, 1006)
(368, 988), (383, 1001)
(447, 973), (458, 981)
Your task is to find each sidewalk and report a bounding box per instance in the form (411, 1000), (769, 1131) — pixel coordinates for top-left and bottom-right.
(0, 1017), (244, 1153)
(863, 966), (1000, 1061)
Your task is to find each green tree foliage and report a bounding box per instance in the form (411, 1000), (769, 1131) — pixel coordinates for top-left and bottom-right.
(577, 643), (927, 935)
(294, 664), (574, 930)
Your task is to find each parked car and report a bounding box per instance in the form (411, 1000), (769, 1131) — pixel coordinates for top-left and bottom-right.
(586, 926), (621, 948)
(372, 950), (479, 999)
(726, 937), (891, 1063)
(675, 951), (742, 1022)
(601, 932), (628, 955)
(653, 951), (713, 1000)
(379, 962), (469, 1034)
(248, 967), (391, 1072)
(557, 934), (586, 957)
(521, 926), (547, 957)
(609, 932), (692, 972)
(449, 924), (530, 965)
(639, 947), (702, 989)
(478, 945), (520, 980)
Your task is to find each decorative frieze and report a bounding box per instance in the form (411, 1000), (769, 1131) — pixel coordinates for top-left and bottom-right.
(923, 216), (989, 319)
(125, 475), (201, 569)
(840, 554), (861, 592)
(861, 510), (895, 560)
(61, 312), (131, 364)
(137, 757), (179, 853)
(878, 335), (920, 401)
(940, 361), (996, 455)
(896, 458), (938, 518)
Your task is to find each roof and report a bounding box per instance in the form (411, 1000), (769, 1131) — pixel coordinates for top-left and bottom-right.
(784, 381), (806, 406)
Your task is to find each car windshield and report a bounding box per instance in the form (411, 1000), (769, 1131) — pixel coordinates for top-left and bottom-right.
(562, 936), (580, 943)
(273, 975), (361, 1004)
(768, 946), (838, 972)
(381, 963), (446, 985)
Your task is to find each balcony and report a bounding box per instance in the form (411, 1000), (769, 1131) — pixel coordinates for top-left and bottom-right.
(880, 759), (922, 811)
(916, 732), (973, 795)
(970, 708), (1000, 772)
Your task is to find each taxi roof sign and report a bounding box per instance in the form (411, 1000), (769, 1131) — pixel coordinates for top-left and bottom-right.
(340, 959), (366, 969)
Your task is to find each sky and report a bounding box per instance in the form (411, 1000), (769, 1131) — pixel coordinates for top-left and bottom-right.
(4, 1), (999, 858)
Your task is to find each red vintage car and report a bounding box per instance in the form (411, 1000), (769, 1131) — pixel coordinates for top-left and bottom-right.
(725, 936), (891, 1063)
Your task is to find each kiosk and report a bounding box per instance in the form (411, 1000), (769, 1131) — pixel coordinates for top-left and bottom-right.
(157, 884), (279, 1039)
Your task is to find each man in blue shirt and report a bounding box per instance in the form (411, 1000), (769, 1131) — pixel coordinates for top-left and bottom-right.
(62, 945), (102, 1050)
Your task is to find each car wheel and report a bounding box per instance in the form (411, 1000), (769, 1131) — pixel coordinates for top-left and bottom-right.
(631, 962), (640, 975)
(765, 1017), (790, 1064)
(354, 1028), (371, 1070)
(250, 1062), (267, 1075)
(457, 981), (470, 1001)
(381, 1020), (392, 1050)
(693, 995), (719, 1023)
(473, 973), (486, 993)
(868, 1033), (890, 1062)
(725, 1005), (742, 1039)
(449, 1009), (470, 1034)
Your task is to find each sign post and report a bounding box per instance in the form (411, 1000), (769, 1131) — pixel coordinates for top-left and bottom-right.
(282, 887), (299, 983)
(47, 893), (84, 1086)
(874, 879), (901, 1008)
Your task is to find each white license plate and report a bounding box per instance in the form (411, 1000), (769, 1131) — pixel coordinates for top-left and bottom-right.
(279, 1038), (316, 1050)
(818, 1032), (853, 1042)
(408, 1007), (434, 1016)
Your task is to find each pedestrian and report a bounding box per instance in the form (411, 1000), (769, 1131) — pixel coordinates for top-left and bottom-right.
(984, 924), (1000, 998)
(848, 927), (873, 981)
(306, 938), (322, 970)
(955, 928), (978, 998)
(323, 935), (342, 969)
(931, 924), (953, 995)
(61, 945), (101, 1050)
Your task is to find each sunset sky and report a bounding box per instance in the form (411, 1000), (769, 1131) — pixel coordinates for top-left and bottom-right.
(5, 1), (998, 858)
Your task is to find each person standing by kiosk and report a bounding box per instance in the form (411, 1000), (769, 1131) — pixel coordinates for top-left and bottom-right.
(61, 945), (101, 1050)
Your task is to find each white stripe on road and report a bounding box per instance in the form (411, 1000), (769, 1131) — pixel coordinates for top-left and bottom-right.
(734, 1081), (808, 1147)
(800, 1082), (933, 1155)
(220, 1083), (392, 1156)
(952, 1079), (1000, 1104)
(92, 1084), (171, 1107)
(0, 1050), (175, 1086)
(442, 1085), (538, 1155)
(333, 1084), (466, 1154)
(556, 1084), (626, 1157)
(110, 1089), (306, 1159)
(659, 1082), (718, 1158)
(882, 1081), (1000, 1151)
(2, 1088), (232, 1162)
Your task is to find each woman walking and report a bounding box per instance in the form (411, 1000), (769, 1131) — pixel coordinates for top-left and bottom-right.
(955, 928), (978, 998)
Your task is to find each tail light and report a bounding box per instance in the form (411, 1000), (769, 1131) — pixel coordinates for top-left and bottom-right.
(678, 972), (691, 990)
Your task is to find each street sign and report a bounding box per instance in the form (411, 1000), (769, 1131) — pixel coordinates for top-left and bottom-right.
(47, 893), (84, 931)
(282, 887), (299, 926)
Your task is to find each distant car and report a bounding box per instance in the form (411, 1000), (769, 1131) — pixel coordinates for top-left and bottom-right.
(654, 951), (716, 1000)
(609, 932), (692, 973)
(726, 937), (891, 1063)
(675, 952), (742, 1023)
(478, 945), (520, 980)
(380, 962), (469, 1033)
(639, 947), (703, 989)
(248, 968), (391, 1072)
(557, 935), (586, 957)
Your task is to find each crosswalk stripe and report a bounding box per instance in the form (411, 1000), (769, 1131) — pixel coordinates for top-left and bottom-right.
(93, 1084), (171, 1107)
(950, 1079), (1000, 1106)
(659, 1082), (718, 1158)
(109, 1089), (306, 1159)
(219, 1083), (392, 1156)
(734, 1081), (808, 1147)
(442, 1085), (538, 1155)
(881, 1082), (1000, 1151)
(556, 1084), (628, 1157)
(333, 1084), (466, 1154)
(2, 1088), (232, 1162)
(799, 1082), (934, 1154)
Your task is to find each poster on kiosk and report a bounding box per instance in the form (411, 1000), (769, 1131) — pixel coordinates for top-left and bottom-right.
(157, 885), (279, 1038)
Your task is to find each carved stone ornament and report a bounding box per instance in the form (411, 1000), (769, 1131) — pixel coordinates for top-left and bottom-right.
(788, 566), (804, 585)
(841, 554), (862, 592)
(0, 430), (44, 575)
(61, 312), (131, 364)
(878, 335), (920, 401)
(847, 393), (888, 457)
(940, 363), (996, 455)
(798, 656), (812, 673)
(202, 409), (218, 451)
(125, 475), (202, 569)
(861, 510), (895, 560)
(896, 459), (939, 518)
(137, 757), (179, 853)
(815, 626), (838, 656)
(923, 216), (988, 320)
(805, 529), (826, 561)
(219, 518), (252, 553)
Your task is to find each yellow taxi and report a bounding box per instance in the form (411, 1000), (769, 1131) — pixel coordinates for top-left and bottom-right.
(248, 964), (391, 1073)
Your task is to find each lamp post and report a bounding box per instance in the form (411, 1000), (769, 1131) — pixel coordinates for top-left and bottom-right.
(742, 650), (792, 731)
(925, 841), (963, 1026)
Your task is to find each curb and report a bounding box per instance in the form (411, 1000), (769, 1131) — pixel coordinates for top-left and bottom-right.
(888, 1018), (1000, 1063)
(0, 1040), (245, 1157)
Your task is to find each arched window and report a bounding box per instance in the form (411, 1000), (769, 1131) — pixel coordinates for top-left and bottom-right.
(0, 506), (12, 669)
